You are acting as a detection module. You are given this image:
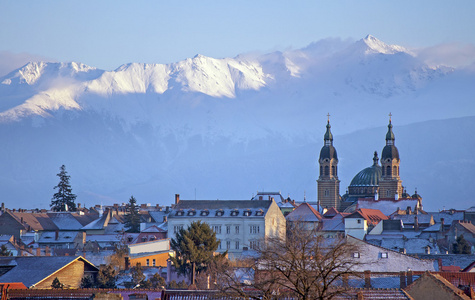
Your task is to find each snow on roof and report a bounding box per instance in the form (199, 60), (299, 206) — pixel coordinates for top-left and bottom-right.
(286, 202), (322, 222)
(357, 199), (419, 216)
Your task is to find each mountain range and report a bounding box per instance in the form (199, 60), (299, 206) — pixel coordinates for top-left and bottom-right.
(0, 35), (474, 211)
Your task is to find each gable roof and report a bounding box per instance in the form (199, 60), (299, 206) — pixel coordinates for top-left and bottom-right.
(6, 211), (58, 231)
(405, 272), (471, 300)
(0, 256), (98, 288)
(286, 202), (322, 222)
(345, 208), (389, 225)
(323, 207), (339, 218)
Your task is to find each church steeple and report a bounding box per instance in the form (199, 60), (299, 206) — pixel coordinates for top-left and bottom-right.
(324, 114), (333, 146)
(379, 113), (403, 199)
(317, 114), (340, 209)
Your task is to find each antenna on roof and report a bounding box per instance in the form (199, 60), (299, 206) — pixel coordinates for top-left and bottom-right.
(304, 191), (306, 202)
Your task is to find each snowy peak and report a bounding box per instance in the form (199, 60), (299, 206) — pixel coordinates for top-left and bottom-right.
(1, 61), (103, 86)
(360, 35), (409, 55)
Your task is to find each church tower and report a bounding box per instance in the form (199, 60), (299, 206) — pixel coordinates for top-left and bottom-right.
(317, 116), (340, 209)
(379, 114), (403, 200)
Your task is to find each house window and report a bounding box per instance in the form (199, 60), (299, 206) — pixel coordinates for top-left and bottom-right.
(324, 189), (330, 197)
(255, 210), (264, 216)
(146, 259), (150, 266)
(381, 252), (388, 258)
(353, 252), (360, 258)
(235, 225), (239, 234)
(153, 259), (156, 266)
(226, 241), (230, 250)
(213, 225), (222, 234)
(357, 219), (362, 224)
(226, 226), (231, 234)
(187, 210), (196, 216)
(244, 210), (251, 216)
(200, 210), (209, 216)
(128, 237), (133, 243)
(173, 225), (184, 233)
(218, 241), (222, 250)
(386, 190), (391, 197)
(176, 210), (184, 216)
(216, 210), (224, 216)
(235, 241), (239, 249)
(231, 210), (239, 216)
(250, 240), (260, 250)
(250, 225), (260, 234)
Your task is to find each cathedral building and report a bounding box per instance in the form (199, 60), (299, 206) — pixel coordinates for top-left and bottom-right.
(317, 115), (422, 213)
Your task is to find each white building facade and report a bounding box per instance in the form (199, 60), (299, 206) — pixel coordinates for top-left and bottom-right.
(167, 197), (286, 259)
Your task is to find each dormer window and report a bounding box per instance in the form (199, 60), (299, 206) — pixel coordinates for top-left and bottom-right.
(200, 210), (209, 216)
(255, 209), (264, 216)
(243, 210), (252, 216)
(176, 210), (184, 216)
(216, 210), (224, 216)
(231, 210), (239, 216)
(187, 209), (196, 216)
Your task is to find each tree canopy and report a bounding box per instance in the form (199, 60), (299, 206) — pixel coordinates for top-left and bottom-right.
(124, 196), (141, 233)
(453, 234), (471, 254)
(170, 220), (222, 285)
(51, 165), (77, 211)
(0, 245), (12, 256)
(215, 222), (363, 300)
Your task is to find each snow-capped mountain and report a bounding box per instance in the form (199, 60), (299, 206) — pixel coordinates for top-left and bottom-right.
(0, 35), (474, 210)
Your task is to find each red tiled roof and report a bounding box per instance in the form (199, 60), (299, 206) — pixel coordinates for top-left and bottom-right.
(345, 208), (389, 226)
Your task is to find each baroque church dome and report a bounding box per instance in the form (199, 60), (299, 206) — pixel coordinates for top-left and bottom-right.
(349, 152), (382, 187)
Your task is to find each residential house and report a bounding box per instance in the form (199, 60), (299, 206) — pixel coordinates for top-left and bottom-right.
(344, 208), (388, 240)
(285, 202), (322, 231)
(167, 194), (286, 259)
(0, 256), (98, 289)
(404, 271), (471, 300)
(347, 236), (438, 272)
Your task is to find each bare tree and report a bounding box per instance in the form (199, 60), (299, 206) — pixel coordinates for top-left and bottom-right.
(214, 223), (363, 300)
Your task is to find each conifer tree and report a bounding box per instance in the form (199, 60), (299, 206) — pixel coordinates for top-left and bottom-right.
(0, 245), (12, 256)
(124, 196), (141, 233)
(51, 165), (77, 211)
(453, 234), (471, 254)
(170, 221), (222, 285)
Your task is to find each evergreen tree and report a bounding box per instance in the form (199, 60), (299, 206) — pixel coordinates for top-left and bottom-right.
(124, 196), (141, 233)
(170, 221), (222, 285)
(96, 264), (118, 288)
(453, 234), (472, 254)
(0, 245), (12, 256)
(51, 277), (63, 289)
(51, 165), (77, 211)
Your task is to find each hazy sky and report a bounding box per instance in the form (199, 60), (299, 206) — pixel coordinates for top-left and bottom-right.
(1, 0), (474, 74)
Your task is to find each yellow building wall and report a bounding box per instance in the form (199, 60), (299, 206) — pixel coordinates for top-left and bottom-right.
(129, 252), (170, 267)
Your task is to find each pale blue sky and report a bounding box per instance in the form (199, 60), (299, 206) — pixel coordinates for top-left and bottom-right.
(0, 0), (474, 72)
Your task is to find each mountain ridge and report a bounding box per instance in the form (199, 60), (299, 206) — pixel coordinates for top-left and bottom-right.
(0, 35), (474, 210)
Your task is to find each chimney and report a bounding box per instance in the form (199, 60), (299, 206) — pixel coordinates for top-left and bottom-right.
(77, 203), (81, 209)
(125, 256), (130, 270)
(407, 270), (413, 286)
(175, 194), (180, 205)
(141, 204), (147, 209)
(55, 230), (59, 240)
(45, 246), (50, 256)
(165, 206), (170, 213)
(342, 274), (349, 287)
(440, 218), (445, 232)
(364, 270), (372, 288)
(1, 202), (4, 212)
(414, 216), (419, 231)
(400, 271), (407, 289)
(259, 196), (263, 200)
(163, 216), (168, 223)
(36, 248), (41, 256)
